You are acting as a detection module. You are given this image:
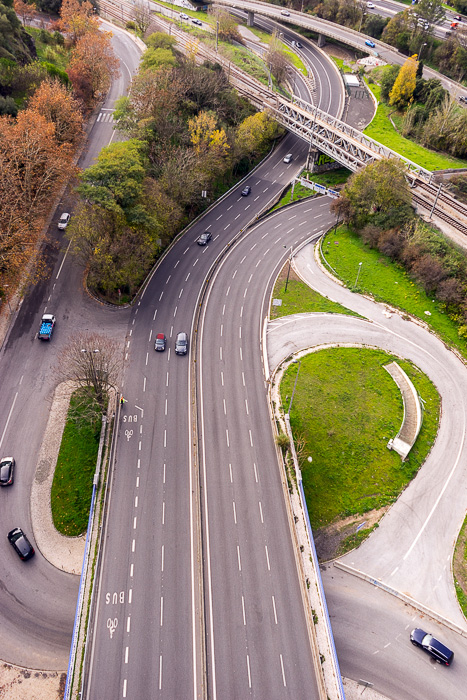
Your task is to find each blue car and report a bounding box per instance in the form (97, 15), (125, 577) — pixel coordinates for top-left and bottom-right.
(365, 39), (376, 48)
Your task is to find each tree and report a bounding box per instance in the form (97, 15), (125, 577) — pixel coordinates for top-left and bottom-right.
(334, 159), (412, 227)
(380, 64), (400, 102)
(414, 0), (445, 26)
(265, 32), (290, 83)
(78, 139), (146, 216)
(389, 56), (417, 109)
(146, 32), (177, 50)
(57, 332), (122, 411)
(211, 7), (241, 42)
(13, 0), (36, 25)
(235, 111), (281, 159)
(68, 29), (119, 106)
(58, 0), (97, 44)
(140, 47), (177, 72)
(27, 78), (83, 145)
(133, 0), (151, 34)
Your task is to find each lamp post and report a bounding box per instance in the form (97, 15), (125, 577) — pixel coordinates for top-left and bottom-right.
(287, 360), (301, 415)
(283, 245), (293, 292)
(418, 42), (427, 62)
(358, 11), (367, 33)
(355, 261), (363, 287)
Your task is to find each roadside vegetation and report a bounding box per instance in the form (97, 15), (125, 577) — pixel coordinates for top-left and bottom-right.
(273, 167), (350, 208)
(330, 158), (467, 356)
(280, 348), (440, 529)
(67, 31), (283, 302)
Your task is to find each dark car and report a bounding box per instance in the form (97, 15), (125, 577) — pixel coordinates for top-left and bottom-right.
(192, 17), (202, 25)
(365, 39), (376, 48)
(154, 333), (166, 352)
(241, 185), (251, 196)
(410, 628), (454, 666)
(291, 40), (302, 48)
(8, 528), (35, 561)
(197, 231), (212, 246)
(0, 457), (14, 486)
(175, 332), (188, 355)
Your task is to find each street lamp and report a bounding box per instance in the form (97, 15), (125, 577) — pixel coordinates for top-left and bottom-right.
(287, 360), (301, 415)
(283, 245), (293, 292)
(418, 42), (427, 62)
(358, 11), (367, 33)
(355, 261), (363, 287)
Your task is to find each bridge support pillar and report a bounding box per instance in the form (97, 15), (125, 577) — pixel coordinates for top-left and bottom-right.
(247, 11), (254, 26)
(317, 33), (326, 48)
(308, 148), (341, 173)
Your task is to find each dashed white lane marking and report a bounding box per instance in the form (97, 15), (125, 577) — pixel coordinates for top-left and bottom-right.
(125, 647), (129, 664)
(220, 346), (223, 361)
(253, 463), (258, 483)
(133, 517), (137, 529)
(130, 564), (134, 577)
(160, 596), (164, 626)
(259, 501), (263, 523)
(221, 371), (224, 386)
(265, 545), (271, 571)
(272, 596), (278, 624)
(240, 256), (246, 263)
(159, 291), (163, 301)
(185, 272), (190, 281)
(132, 539), (135, 553)
(162, 502), (165, 525)
(226, 429), (230, 447)
(280, 654), (286, 686)
(246, 655), (252, 688)
(237, 545), (242, 571)
(127, 614), (131, 630)
(232, 501), (237, 524)
(153, 310), (157, 321)
(242, 596), (246, 625)
(174, 259), (179, 268)
(134, 496), (138, 508)
(123, 679), (127, 697)
(249, 430), (253, 447)
(229, 463), (233, 482)
(223, 399), (227, 415)
(220, 324), (223, 337)
(245, 399), (249, 415)
(159, 656), (163, 690)
(161, 545), (164, 572)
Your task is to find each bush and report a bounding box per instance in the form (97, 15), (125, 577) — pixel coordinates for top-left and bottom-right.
(126, 21), (136, 30)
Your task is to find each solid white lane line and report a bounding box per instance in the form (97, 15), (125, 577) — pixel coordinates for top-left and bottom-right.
(237, 545), (242, 571)
(258, 501), (264, 523)
(280, 654), (286, 686)
(272, 596), (278, 624)
(242, 596), (246, 625)
(233, 501), (237, 524)
(161, 545), (164, 572)
(265, 545), (271, 571)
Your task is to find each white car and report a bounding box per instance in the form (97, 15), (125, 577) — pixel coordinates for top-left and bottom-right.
(367, 2), (375, 7)
(58, 213), (71, 229)
(283, 153), (293, 164)
(281, 9), (290, 16)
(179, 12), (189, 20)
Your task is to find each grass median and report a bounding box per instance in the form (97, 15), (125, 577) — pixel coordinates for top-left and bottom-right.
(51, 389), (101, 537)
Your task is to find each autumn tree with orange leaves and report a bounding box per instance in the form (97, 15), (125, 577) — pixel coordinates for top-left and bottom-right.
(14, 0), (37, 26)
(28, 79), (84, 146)
(58, 0), (98, 44)
(68, 30), (119, 108)
(0, 108), (75, 291)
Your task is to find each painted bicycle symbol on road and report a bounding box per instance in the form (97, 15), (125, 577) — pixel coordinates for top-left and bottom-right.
(107, 617), (118, 639)
(124, 429), (133, 441)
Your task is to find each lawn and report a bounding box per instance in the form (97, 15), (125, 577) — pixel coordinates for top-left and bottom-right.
(364, 82), (467, 171)
(51, 390), (101, 536)
(270, 266), (359, 319)
(320, 225), (467, 357)
(280, 347), (439, 527)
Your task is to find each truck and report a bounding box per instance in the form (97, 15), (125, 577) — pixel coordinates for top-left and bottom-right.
(38, 314), (56, 340)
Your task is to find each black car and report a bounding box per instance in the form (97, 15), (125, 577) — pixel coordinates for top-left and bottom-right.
(410, 628), (454, 666)
(175, 332), (188, 355)
(241, 185), (251, 196)
(192, 17), (202, 25)
(197, 231), (212, 246)
(0, 456), (14, 486)
(8, 528), (35, 561)
(154, 333), (166, 352)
